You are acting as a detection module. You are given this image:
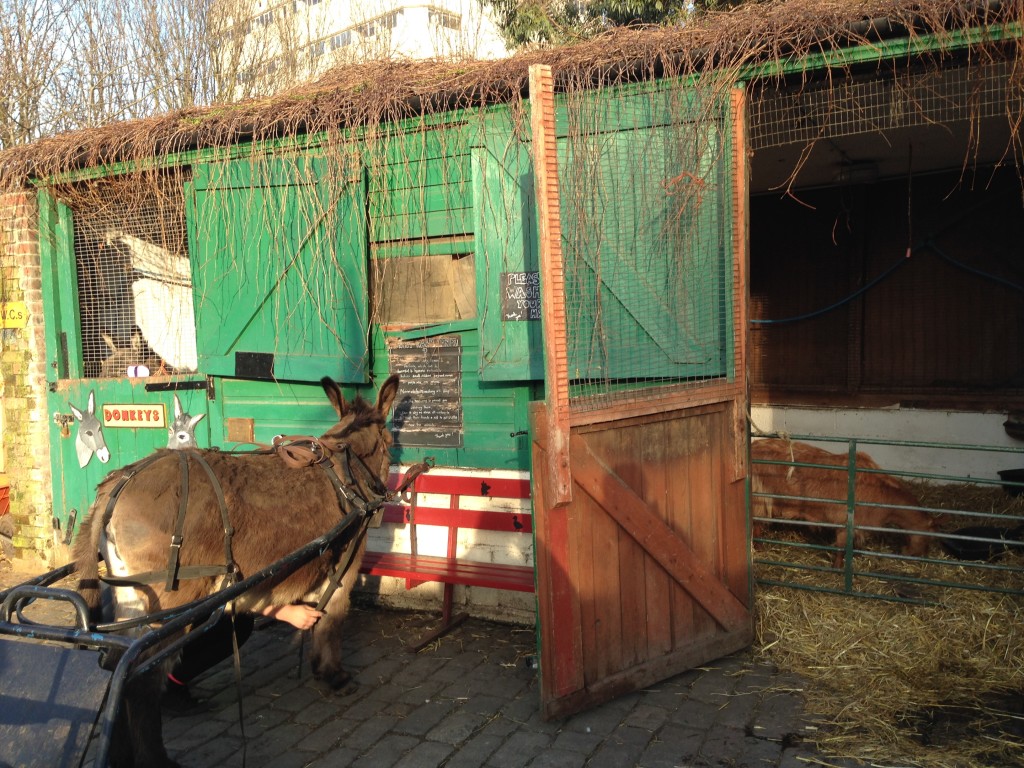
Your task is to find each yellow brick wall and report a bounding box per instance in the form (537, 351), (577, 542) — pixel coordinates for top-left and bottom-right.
(0, 190), (54, 570)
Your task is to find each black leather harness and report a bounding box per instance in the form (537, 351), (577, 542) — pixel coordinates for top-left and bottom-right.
(98, 439), (430, 608)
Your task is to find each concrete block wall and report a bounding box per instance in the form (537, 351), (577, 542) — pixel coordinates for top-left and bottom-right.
(0, 190), (53, 570)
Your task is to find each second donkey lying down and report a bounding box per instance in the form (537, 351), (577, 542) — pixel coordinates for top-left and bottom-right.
(750, 439), (934, 566)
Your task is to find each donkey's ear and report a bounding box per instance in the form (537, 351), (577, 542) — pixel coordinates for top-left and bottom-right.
(321, 377), (349, 418)
(376, 375), (400, 419)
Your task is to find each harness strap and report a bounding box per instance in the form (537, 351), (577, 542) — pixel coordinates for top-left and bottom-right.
(311, 458), (433, 612)
(165, 452), (190, 591)
(103, 563), (233, 587)
(315, 520), (371, 612)
(103, 451), (238, 592)
(190, 451), (238, 586)
(348, 447), (389, 499)
(102, 453), (168, 526)
(317, 449), (362, 513)
(230, 609), (248, 768)
(309, 450), (372, 611)
(273, 435), (328, 469)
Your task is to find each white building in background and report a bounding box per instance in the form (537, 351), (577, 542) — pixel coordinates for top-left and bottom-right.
(229, 0), (509, 94)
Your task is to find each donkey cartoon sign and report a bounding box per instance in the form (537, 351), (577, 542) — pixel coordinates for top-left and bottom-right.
(69, 391), (110, 468)
(166, 394), (205, 449)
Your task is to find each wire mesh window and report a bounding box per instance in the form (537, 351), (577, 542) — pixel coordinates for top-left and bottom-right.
(71, 175), (197, 379)
(558, 84), (734, 410)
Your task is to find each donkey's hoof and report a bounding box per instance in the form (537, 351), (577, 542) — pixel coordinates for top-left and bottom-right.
(317, 669), (356, 695)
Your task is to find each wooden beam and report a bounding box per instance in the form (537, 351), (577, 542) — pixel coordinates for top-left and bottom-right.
(530, 403), (585, 705)
(529, 64), (572, 507)
(730, 84), (750, 483)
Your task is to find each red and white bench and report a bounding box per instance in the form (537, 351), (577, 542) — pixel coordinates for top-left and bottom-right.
(360, 469), (534, 649)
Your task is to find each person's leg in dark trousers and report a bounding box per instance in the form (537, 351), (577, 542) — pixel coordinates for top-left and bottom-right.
(163, 612), (255, 713)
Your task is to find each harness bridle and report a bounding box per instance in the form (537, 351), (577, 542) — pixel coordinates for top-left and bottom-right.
(98, 433), (430, 606)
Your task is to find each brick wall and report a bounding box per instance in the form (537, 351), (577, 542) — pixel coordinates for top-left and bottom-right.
(0, 190), (54, 570)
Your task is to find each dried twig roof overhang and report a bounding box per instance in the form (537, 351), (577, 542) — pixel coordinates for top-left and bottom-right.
(0, 0), (1019, 189)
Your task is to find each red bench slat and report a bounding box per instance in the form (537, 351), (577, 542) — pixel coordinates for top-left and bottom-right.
(361, 551), (535, 592)
(379, 504), (533, 534)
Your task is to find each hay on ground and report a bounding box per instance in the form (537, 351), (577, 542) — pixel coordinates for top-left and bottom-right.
(755, 482), (1024, 767)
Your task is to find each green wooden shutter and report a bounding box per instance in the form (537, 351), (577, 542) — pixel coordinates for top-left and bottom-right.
(188, 152), (369, 383)
(473, 113), (544, 381)
(560, 104), (728, 380)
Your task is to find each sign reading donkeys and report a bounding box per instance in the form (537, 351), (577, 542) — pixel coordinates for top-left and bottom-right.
(101, 403), (167, 429)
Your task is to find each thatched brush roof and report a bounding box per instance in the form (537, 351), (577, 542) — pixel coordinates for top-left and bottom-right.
(0, 0), (1020, 189)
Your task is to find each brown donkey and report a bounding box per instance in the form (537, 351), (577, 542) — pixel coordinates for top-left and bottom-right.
(75, 375), (399, 768)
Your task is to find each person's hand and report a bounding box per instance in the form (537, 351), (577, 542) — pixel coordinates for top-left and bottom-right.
(262, 603), (324, 630)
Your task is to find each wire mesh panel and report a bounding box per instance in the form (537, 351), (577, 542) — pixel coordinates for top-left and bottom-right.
(749, 59), (1019, 151)
(71, 175), (197, 379)
(557, 82), (735, 412)
(749, 432), (1024, 601)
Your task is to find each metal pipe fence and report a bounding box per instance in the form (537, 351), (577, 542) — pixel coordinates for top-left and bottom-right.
(748, 432), (1024, 602)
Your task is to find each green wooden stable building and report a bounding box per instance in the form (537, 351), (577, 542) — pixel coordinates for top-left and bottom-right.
(3, 0), (1023, 719)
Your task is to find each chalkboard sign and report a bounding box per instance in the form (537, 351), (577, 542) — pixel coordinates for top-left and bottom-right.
(388, 335), (463, 447)
(501, 271), (541, 321)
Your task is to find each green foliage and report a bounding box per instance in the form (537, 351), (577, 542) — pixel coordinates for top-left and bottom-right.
(482, 0), (747, 46)
(590, 0), (692, 27)
(485, 1), (589, 46)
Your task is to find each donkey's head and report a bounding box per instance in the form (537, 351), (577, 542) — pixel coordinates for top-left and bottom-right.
(100, 328), (163, 378)
(319, 375), (399, 489)
(167, 394), (205, 449)
(69, 391), (110, 467)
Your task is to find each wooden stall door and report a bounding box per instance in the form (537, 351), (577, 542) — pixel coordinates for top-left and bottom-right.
(528, 66), (752, 719)
(531, 400), (752, 719)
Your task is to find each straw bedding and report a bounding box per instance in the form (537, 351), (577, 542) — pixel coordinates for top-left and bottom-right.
(754, 483), (1024, 767)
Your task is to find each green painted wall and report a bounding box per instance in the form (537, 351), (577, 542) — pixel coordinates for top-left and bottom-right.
(40, 81), (738, 533)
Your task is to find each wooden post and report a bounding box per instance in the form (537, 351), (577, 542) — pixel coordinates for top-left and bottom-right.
(730, 84), (750, 483)
(529, 64), (572, 507)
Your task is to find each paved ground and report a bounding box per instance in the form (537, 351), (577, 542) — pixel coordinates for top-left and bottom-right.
(1, 561), (859, 768)
(158, 605), (858, 768)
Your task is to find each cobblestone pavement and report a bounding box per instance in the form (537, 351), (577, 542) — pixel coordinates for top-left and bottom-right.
(1, 563), (860, 767)
(160, 605), (859, 768)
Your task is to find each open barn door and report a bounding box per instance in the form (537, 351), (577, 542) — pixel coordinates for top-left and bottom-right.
(528, 67), (753, 719)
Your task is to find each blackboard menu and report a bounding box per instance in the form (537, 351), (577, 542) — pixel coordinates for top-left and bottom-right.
(501, 271), (541, 321)
(388, 335), (463, 447)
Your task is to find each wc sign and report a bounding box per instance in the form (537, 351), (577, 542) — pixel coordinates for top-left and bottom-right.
(1, 302), (28, 328)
